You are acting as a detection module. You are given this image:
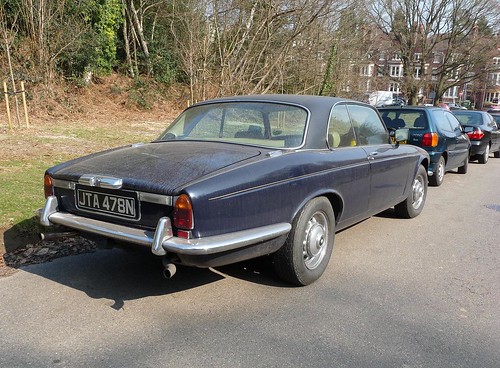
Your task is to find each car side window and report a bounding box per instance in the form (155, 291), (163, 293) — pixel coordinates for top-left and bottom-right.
(486, 114), (498, 129)
(328, 104), (356, 148)
(432, 109), (453, 132)
(347, 104), (389, 145)
(444, 111), (461, 131)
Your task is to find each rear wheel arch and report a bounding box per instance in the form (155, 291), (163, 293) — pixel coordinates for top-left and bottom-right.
(290, 191), (343, 227)
(441, 151), (448, 164)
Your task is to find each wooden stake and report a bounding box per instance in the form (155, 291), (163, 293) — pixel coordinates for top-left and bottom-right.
(21, 81), (29, 128)
(3, 81), (12, 129)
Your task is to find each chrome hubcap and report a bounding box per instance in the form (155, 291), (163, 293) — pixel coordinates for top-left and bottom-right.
(437, 160), (444, 181)
(412, 176), (425, 209)
(303, 212), (328, 270)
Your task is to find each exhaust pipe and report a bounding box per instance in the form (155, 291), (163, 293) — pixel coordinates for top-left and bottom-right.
(40, 232), (78, 241)
(162, 257), (177, 279)
(162, 263), (177, 279)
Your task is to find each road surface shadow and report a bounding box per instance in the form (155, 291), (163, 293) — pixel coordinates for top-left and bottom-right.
(20, 248), (286, 308)
(22, 249), (223, 309)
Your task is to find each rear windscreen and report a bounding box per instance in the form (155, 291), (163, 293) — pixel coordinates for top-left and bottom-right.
(380, 110), (428, 130)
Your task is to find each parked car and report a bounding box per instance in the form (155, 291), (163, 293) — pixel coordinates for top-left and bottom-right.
(453, 110), (500, 162)
(489, 112), (500, 128)
(39, 95), (429, 286)
(378, 106), (470, 186)
(445, 103), (467, 110)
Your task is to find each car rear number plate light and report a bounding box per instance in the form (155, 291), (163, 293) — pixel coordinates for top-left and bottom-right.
(75, 185), (140, 220)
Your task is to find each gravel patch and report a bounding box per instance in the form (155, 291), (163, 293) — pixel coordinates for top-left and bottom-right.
(0, 236), (96, 277)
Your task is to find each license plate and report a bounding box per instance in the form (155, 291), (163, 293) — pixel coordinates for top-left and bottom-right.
(75, 186), (139, 220)
(391, 137), (407, 144)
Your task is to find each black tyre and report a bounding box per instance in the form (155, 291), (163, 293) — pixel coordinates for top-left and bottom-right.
(395, 165), (427, 219)
(478, 144), (490, 164)
(429, 156), (445, 186)
(457, 156), (468, 174)
(273, 197), (335, 286)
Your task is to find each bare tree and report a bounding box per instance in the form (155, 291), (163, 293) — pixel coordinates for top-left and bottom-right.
(370, 0), (499, 105)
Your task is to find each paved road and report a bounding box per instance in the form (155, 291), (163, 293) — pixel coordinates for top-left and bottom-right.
(1, 158), (499, 368)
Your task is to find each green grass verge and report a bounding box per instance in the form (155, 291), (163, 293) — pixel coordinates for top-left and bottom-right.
(0, 159), (58, 232)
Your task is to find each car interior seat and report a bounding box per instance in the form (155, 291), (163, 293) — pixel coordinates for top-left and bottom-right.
(234, 125), (264, 139)
(392, 118), (406, 128)
(328, 131), (341, 148)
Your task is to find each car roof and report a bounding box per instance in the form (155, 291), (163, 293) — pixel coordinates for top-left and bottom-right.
(378, 106), (441, 111)
(189, 95), (376, 150)
(191, 94), (361, 114)
(453, 110), (483, 114)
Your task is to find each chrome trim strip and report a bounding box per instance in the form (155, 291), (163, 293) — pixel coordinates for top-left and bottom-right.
(39, 196), (291, 256)
(53, 179), (75, 190)
(79, 174), (123, 189)
(53, 178), (172, 206)
(162, 223), (291, 255)
(139, 192), (173, 206)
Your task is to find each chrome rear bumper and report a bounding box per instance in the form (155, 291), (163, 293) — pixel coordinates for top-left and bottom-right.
(39, 196), (291, 257)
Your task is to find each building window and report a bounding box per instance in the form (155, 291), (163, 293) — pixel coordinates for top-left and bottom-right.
(388, 82), (400, 92)
(433, 53), (442, 63)
(431, 68), (438, 80)
(360, 64), (374, 76)
(392, 53), (401, 61)
(443, 86), (458, 99)
(490, 73), (500, 85)
(494, 57), (500, 65)
(390, 65), (402, 77)
(414, 67), (422, 79)
(414, 53), (422, 61)
(379, 51), (386, 61)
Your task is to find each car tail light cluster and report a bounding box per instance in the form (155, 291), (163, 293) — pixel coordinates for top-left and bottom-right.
(421, 132), (438, 147)
(174, 194), (194, 236)
(44, 174), (54, 198)
(466, 128), (484, 140)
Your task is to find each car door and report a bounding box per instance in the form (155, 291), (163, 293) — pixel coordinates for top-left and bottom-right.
(432, 109), (465, 169)
(327, 103), (371, 227)
(346, 103), (412, 214)
(485, 114), (500, 152)
(444, 110), (470, 167)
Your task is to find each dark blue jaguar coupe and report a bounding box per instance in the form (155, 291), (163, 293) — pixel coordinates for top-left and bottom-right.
(39, 95), (429, 285)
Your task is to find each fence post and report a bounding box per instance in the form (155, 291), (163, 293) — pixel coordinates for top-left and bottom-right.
(20, 81), (29, 128)
(3, 81), (12, 129)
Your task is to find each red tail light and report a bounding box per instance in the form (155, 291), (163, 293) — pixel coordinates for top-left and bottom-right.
(44, 174), (54, 198)
(422, 132), (438, 147)
(466, 128), (484, 140)
(174, 194), (194, 230)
